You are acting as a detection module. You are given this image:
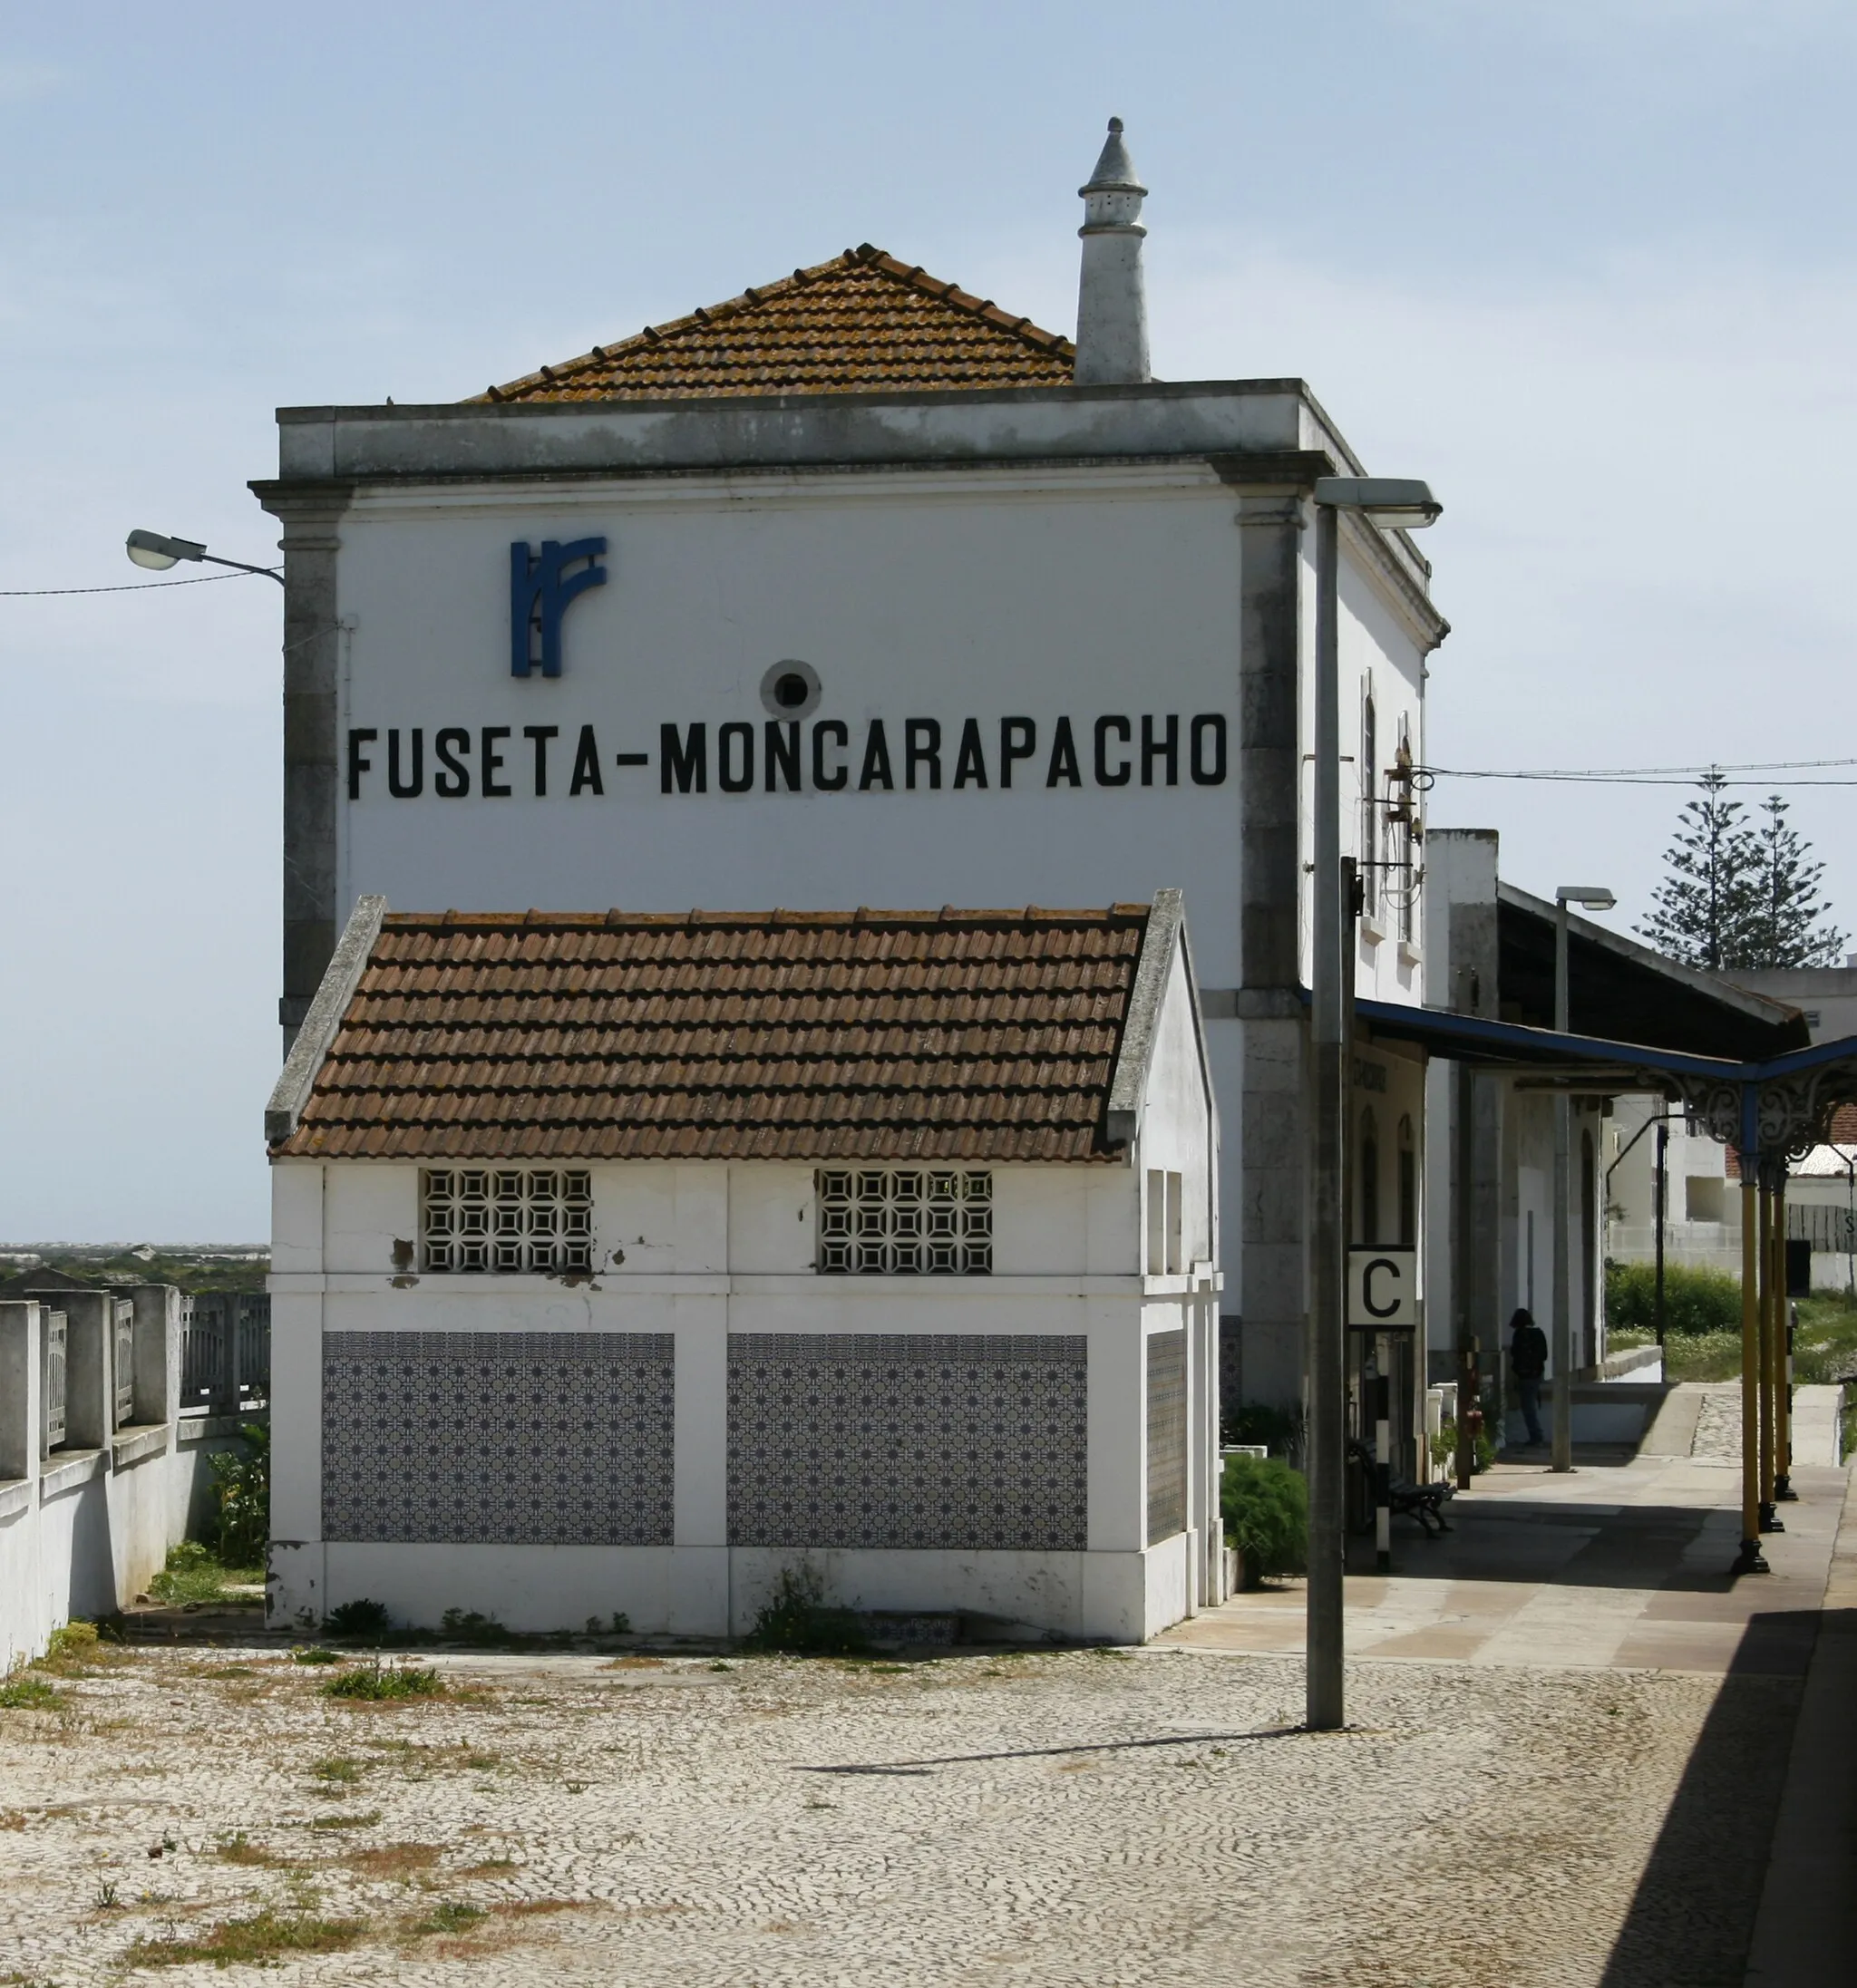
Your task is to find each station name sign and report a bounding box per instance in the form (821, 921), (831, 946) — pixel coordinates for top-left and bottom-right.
(346, 713), (1230, 800)
(347, 540), (1230, 800)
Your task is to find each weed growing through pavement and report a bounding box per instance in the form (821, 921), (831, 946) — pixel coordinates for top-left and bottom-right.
(312, 1757), (365, 1784)
(404, 1900), (484, 1937)
(93, 1881), (119, 1910)
(123, 1908), (366, 1969)
(322, 1663), (444, 1702)
(217, 1832), (290, 1867)
(307, 1811), (381, 1830)
(345, 1842), (441, 1878)
(0, 1673), (62, 1712)
(743, 1566), (869, 1655)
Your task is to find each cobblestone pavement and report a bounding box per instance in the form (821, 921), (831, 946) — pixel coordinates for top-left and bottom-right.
(0, 1626), (1805, 1988)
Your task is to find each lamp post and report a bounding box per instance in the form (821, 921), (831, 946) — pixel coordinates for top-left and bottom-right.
(126, 529), (283, 586)
(1308, 475), (1441, 1731)
(1551, 885), (1615, 1472)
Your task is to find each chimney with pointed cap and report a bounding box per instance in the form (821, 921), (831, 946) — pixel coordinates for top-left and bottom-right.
(1074, 117), (1151, 387)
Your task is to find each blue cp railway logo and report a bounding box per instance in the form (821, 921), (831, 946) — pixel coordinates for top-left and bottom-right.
(510, 537), (607, 678)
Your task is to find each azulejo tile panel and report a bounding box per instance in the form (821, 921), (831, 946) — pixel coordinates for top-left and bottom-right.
(1146, 1328), (1187, 1546)
(322, 1331), (673, 1546)
(727, 1333), (1086, 1552)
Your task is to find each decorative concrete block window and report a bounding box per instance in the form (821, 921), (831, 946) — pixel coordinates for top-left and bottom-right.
(817, 1169), (992, 1275)
(43, 1310), (67, 1455)
(421, 1169), (594, 1274)
(112, 1296), (134, 1429)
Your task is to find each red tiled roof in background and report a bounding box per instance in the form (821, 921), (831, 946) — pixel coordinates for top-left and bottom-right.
(275, 907), (1151, 1163)
(474, 246), (1074, 403)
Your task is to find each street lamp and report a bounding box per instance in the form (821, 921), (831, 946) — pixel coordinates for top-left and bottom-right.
(1551, 885), (1616, 1472)
(1308, 475), (1442, 1732)
(126, 529), (283, 585)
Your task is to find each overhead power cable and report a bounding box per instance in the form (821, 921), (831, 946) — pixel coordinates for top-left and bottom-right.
(0, 570), (265, 597)
(1424, 757), (1857, 789)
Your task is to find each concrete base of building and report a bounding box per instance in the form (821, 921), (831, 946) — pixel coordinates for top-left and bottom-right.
(267, 1536), (1206, 1644)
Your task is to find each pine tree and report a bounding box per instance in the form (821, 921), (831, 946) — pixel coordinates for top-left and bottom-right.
(1745, 793), (1846, 968)
(1638, 770), (1759, 969)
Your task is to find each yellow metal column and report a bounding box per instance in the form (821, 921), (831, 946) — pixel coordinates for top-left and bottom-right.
(1774, 1174), (1794, 1505)
(1757, 1182), (1775, 1529)
(1735, 1153), (1767, 1573)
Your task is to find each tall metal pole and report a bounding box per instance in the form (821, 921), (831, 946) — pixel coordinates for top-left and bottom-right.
(1551, 903), (1574, 1472)
(1307, 501), (1347, 1731)
(1733, 1087), (1768, 1575)
(1653, 1119), (1668, 1347)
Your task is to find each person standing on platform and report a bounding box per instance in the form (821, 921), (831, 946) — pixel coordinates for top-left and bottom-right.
(1510, 1307), (1549, 1448)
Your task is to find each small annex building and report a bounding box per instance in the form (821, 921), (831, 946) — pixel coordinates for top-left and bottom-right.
(264, 890), (1221, 1644)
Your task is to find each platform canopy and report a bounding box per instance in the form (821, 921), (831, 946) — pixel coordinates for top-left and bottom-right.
(1355, 998), (1857, 1175)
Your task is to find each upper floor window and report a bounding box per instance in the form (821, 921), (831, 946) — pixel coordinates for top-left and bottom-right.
(422, 1168), (594, 1275)
(1360, 693), (1379, 917)
(818, 1169), (992, 1275)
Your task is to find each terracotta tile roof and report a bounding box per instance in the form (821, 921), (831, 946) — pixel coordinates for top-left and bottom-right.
(475, 245), (1074, 403)
(276, 907), (1152, 1163)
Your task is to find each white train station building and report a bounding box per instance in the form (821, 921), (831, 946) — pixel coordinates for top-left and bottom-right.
(255, 122), (1446, 1634)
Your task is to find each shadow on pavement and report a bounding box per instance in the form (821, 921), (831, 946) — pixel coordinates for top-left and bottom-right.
(1596, 1610), (1832, 1988)
(1347, 1499), (1745, 1593)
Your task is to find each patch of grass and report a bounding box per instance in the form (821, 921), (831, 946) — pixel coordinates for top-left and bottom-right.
(1606, 1260), (1743, 1336)
(216, 1831), (289, 1867)
(405, 1900), (484, 1936)
(290, 1645), (342, 1665)
(346, 1841), (442, 1877)
(150, 1540), (264, 1609)
(307, 1810), (381, 1830)
(123, 1908), (366, 1969)
(311, 1756), (365, 1784)
(1659, 1331), (1746, 1383)
(456, 1856), (517, 1876)
(1794, 1290), (1857, 1382)
(0, 1673), (63, 1712)
(322, 1664), (444, 1702)
(743, 1566), (869, 1656)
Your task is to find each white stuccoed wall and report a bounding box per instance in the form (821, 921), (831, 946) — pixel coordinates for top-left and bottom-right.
(305, 439), (1428, 1346)
(268, 935), (1220, 1644)
(0, 1295), (249, 1667)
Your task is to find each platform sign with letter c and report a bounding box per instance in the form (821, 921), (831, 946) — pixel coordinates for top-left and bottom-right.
(1347, 1248), (1417, 1328)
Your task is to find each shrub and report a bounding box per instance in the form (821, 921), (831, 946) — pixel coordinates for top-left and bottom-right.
(743, 1566), (868, 1655)
(1605, 1261), (1741, 1337)
(440, 1609), (512, 1647)
(1220, 1400), (1302, 1457)
(1219, 1455), (1308, 1584)
(1432, 1420), (1494, 1473)
(326, 1598), (391, 1637)
(208, 1424), (269, 1568)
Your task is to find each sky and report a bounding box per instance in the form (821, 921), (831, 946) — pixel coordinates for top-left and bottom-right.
(2, 0), (1853, 1240)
